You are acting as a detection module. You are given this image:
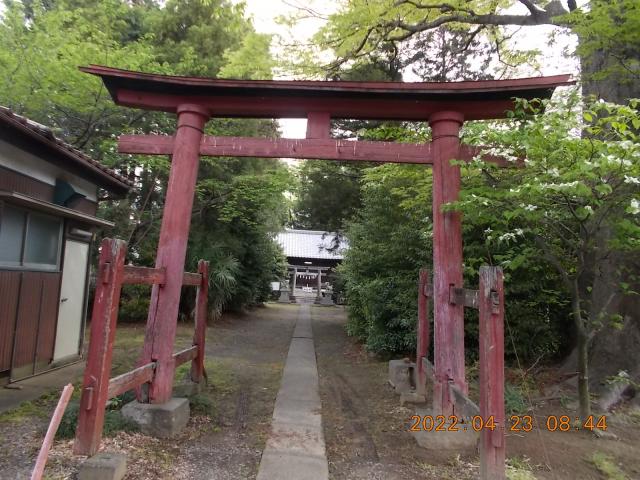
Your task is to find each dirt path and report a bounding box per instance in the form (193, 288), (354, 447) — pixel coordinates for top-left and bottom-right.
(312, 305), (640, 480)
(311, 305), (477, 480)
(0, 303), (299, 480)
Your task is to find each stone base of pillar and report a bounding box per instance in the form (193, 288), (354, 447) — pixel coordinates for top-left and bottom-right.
(78, 452), (127, 480)
(121, 398), (190, 438)
(411, 407), (478, 452)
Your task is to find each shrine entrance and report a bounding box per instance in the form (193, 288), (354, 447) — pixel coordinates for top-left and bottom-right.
(74, 65), (572, 479)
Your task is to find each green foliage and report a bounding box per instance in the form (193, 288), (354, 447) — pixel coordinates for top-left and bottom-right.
(56, 391), (139, 439)
(457, 94), (640, 329)
(293, 161), (364, 232)
(340, 164), (432, 353)
(566, 1), (640, 88)
(0, 0), (290, 317)
(504, 383), (527, 415)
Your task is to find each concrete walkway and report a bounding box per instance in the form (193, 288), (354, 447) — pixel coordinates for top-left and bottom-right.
(0, 362), (85, 413)
(256, 304), (329, 480)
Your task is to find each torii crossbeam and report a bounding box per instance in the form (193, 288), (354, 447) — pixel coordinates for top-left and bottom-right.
(80, 65), (572, 476)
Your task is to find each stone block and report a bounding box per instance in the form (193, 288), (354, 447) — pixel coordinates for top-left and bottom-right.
(400, 391), (426, 405)
(411, 407), (478, 452)
(388, 359), (415, 394)
(78, 452), (127, 480)
(319, 296), (334, 306)
(121, 397), (189, 438)
(278, 289), (291, 303)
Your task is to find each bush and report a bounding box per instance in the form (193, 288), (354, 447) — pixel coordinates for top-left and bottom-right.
(56, 391), (139, 440)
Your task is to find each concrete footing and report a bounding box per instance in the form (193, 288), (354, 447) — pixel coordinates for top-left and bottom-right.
(121, 397), (189, 438)
(388, 359), (415, 394)
(78, 452), (127, 480)
(411, 407), (478, 452)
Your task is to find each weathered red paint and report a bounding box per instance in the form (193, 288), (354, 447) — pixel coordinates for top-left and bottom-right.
(479, 266), (505, 480)
(74, 238), (126, 456)
(80, 65), (574, 121)
(107, 362), (155, 399)
(118, 135), (522, 167)
(32, 383), (74, 480)
(191, 260), (209, 384)
(416, 269), (430, 397)
(173, 345), (198, 366)
(139, 104), (209, 404)
(122, 265), (166, 285)
(120, 134), (434, 164)
(306, 112), (331, 139)
(430, 111), (466, 416)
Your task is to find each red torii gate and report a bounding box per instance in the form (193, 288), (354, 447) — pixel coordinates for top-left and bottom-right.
(79, 65), (572, 476)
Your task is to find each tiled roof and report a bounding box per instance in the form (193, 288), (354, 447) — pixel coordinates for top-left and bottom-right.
(0, 106), (133, 194)
(276, 229), (348, 260)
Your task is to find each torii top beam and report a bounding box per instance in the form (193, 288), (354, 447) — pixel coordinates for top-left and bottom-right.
(81, 65), (573, 122)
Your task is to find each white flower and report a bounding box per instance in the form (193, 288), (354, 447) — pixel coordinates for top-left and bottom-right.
(498, 232), (516, 242)
(623, 175), (640, 185)
(484, 228), (493, 234)
(524, 204), (538, 211)
(630, 199), (640, 215)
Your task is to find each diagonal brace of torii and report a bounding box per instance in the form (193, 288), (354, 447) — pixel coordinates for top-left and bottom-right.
(82, 65), (573, 419)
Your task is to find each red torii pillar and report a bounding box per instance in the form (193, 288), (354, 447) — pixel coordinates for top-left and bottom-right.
(430, 111), (466, 414)
(139, 104), (209, 403)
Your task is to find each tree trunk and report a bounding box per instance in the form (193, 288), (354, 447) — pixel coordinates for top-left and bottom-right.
(571, 280), (591, 420)
(575, 25), (640, 397)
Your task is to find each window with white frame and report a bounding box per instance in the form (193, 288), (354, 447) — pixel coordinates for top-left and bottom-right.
(0, 203), (62, 271)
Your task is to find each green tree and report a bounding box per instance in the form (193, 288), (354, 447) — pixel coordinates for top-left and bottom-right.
(0, 0), (290, 318)
(456, 95), (640, 419)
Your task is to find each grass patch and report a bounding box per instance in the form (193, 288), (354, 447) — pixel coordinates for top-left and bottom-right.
(505, 383), (528, 415)
(0, 388), (64, 423)
(56, 391), (139, 439)
(507, 456), (537, 480)
(589, 452), (628, 480)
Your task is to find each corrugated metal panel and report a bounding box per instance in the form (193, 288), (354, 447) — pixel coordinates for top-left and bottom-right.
(11, 272), (61, 379)
(0, 271), (20, 372)
(35, 273), (61, 371)
(12, 272), (43, 377)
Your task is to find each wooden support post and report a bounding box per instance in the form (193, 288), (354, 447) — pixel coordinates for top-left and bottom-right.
(74, 238), (127, 456)
(479, 266), (505, 480)
(191, 260), (209, 384)
(429, 111), (466, 415)
(316, 268), (322, 299)
(416, 269), (430, 397)
(140, 104), (209, 404)
(32, 384), (74, 480)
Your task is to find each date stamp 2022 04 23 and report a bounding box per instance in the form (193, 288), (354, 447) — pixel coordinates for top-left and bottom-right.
(409, 414), (608, 433)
